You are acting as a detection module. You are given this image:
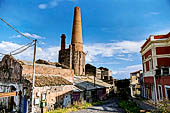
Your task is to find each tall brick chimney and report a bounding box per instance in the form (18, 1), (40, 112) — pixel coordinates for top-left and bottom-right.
(61, 34), (66, 50)
(71, 6), (83, 51)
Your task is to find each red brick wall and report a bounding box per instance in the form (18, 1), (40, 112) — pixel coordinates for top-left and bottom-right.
(144, 77), (154, 99)
(156, 76), (170, 98)
(146, 61), (149, 71)
(142, 49), (151, 72)
(157, 58), (170, 68)
(143, 63), (145, 72)
(144, 77), (154, 84)
(142, 49), (151, 60)
(156, 46), (170, 55)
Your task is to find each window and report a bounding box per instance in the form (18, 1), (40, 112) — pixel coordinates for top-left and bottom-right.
(162, 68), (169, 75)
(158, 85), (163, 101)
(165, 85), (170, 102)
(132, 73), (136, 76)
(42, 93), (46, 100)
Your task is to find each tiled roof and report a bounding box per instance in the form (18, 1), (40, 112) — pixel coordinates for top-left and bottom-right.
(24, 75), (72, 87)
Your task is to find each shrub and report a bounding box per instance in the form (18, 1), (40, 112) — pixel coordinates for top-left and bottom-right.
(118, 100), (140, 113)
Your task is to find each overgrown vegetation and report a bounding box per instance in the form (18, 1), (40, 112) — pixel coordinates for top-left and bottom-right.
(47, 100), (104, 113)
(157, 100), (170, 113)
(118, 100), (140, 113)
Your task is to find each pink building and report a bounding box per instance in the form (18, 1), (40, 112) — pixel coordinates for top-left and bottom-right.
(141, 32), (170, 102)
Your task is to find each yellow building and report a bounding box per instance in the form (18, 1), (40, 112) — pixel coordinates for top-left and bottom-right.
(130, 70), (142, 98)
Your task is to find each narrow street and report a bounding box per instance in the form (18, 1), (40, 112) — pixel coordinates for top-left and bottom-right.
(71, 98), (124, 113)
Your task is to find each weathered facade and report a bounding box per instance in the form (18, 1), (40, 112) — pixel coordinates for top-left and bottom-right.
(85, 64), (96, 76)
(74, 76), (112, 102)
(115, 79), (130, 98)
(59, 7), (85, 76)
(0, 55), (74, 113)
(130, 70), (142, 98)
(141, 32), (170, 102)
(85, 64), (115, 86)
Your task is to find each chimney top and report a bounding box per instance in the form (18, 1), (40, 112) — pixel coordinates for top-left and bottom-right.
(61, 34), (66, 38)
(75, 6), (80, 10)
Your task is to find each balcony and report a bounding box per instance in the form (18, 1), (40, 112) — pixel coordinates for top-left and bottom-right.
(155, 67), (170, 77)
(143, 71), (155, 77)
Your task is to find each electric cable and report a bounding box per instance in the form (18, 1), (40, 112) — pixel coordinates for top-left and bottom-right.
(11, 43), (34, 55)
(10, 41), (34, 54)
(0, 17), (33, 41)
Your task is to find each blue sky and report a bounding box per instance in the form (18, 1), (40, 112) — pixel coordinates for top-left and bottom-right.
(0, 0), (170, 79)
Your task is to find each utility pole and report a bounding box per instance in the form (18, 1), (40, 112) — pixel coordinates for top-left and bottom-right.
(32, 39), (37, 113)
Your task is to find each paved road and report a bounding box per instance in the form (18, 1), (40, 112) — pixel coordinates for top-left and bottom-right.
(71, 99), (124, 113)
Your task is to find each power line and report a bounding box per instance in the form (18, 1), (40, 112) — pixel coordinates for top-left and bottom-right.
(0, 41), (34, 56)
(0, 17), (34, 41)
(11, 42), (34, 55)
(11, 44), (34, 55)
(10, 41), (34, 54)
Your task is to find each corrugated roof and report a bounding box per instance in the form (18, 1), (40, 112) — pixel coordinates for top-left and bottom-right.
(73, 86), (83, 92)
(85, 76), (112, 88)
(24, 75), (72, 87)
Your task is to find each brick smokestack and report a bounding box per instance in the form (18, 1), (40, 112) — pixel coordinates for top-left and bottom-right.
(61, 34), (66, 50)
(71, 6), (83, 51)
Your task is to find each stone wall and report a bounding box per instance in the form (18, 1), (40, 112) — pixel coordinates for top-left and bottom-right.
(72, 51), (85, 75)
(34, 85), (72, 112)
(0, 55), (32, 112)
(0, 55), (23, 83)
(59, 47), (85, 76)
(59, 49), (72, 69)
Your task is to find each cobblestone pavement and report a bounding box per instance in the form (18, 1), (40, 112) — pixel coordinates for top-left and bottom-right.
(70, 98), (124, 113)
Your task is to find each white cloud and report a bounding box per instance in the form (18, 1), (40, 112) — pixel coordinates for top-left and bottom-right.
(0, 41), (59, 62)
(112, 64), (142, 79)
(116, 57), (133, 61)
(0, 41), (143, 80)
(38, 4), (47, 9)
(10, 33), (46, 40)
(151, 29), (170, 35)
(1, 40), (144, 63)
(38, 0), (77, 9)
(112, 71), (118, 75)
(94, 62), (120, 65)
(84, 40), (145, 63)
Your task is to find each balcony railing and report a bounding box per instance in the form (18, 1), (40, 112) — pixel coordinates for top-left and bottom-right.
(155, 67), (170, 76)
